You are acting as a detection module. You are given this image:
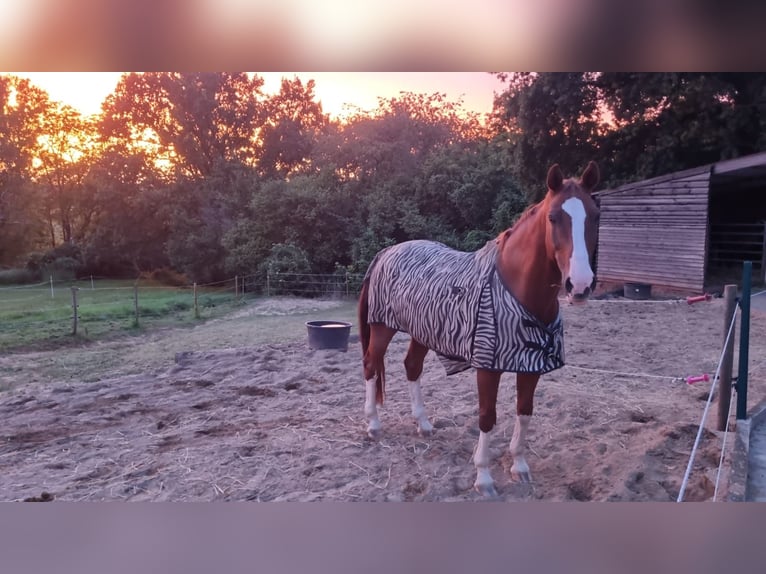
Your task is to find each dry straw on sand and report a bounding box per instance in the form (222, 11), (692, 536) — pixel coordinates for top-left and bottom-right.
(1, 296), (764, 501)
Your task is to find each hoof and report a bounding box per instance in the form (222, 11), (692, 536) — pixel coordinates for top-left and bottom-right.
(474, 482), (499, 499)
(367, 427), (381, 440)
(511, 459), (532, 483)
(512, 471), (532, 483)
(511, 468), (532, 483)
(417, 420), (434, 437)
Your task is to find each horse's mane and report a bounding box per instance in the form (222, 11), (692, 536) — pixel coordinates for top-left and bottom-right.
(503, 177), (582, 237)
(504, 198), (544, 237)
(512, 202), (540, 230)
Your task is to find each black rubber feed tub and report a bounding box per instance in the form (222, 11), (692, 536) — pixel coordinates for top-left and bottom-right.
(624, 282), (652, 300)
(306, 321), (352, 351)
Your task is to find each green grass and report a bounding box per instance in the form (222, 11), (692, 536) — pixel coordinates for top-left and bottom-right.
(0, 296), (360, 389)
(0, 278), (245, 351)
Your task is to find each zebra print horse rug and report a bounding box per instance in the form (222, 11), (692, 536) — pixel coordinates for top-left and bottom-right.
(364, 239), (565, 376)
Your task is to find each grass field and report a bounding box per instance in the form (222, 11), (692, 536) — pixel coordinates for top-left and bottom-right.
(0, 294), (359, 389)
(0, 278), (247, 351)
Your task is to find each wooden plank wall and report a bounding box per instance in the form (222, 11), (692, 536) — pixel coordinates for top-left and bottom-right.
(596, 167), (711, 291)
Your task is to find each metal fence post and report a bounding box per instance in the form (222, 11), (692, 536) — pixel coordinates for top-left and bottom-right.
(761, 221), (766, 284)
(736, 261), (752, 420)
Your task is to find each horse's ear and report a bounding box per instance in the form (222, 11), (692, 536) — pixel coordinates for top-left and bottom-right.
(581, 161), (600, 192)
(547, 164), (564, 193)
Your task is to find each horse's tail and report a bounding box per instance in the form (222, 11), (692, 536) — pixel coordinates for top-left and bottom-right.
(358, 277), (385, 405)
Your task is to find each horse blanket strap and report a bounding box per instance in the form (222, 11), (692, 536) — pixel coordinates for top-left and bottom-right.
(364, 239), (565, 376)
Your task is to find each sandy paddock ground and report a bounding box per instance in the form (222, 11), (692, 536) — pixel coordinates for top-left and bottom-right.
(1, 295), (765, 502)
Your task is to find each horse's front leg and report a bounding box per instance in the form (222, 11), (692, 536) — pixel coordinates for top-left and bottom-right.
(510, 372), (540, 482)
(473, 369), (501, 497)
(404, 339), (433, 436)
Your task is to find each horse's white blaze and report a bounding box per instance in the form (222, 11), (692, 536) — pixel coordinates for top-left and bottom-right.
(509, 414), (532, 478)
(562, 197), (593, 293)
(408, 379), (433, 434)
(364, 379), (381, 435)
(474, 431), (494, 491)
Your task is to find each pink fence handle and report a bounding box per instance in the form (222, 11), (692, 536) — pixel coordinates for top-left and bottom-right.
(686, 294), (712, 305)
(685, 374), (709, 385)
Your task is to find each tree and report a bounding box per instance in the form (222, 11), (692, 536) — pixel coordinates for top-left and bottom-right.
(80, 150), (170, 275)
(259, 76), (329, 178)
(596, 73), (766, 184)
(491, 73), (604, 200)
(0, 75), (50, 264)
(100, 73), (266, 178)
(491, 72), (766, 192)
(415, 136), (526, 247)
(317, 91), (487, 265)
(34, 104), (100, 247)
(338, 91), (481, 181)
(224, 169), (357, 276)
(166, 160), (260, 283)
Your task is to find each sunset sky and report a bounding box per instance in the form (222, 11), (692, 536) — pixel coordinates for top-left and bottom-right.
(5, 72), (506, 120)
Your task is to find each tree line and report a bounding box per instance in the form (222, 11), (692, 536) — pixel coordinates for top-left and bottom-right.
(1, 72), (765, 284)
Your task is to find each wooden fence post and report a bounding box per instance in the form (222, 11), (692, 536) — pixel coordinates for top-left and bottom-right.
(717, 284), (738, 430)
(235, 275), (239, 301)
(266, 271), (270, 297)
(50, 275), (54, 299)
(70, 287), (79, 335)
(193, 282), (199, 319)
(133, 284), (139, 327)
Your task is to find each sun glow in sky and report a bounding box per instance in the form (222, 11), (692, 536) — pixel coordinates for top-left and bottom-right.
(4, 72), (505, 120)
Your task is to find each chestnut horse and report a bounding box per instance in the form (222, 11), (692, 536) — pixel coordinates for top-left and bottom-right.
(358, 161), (600, 497)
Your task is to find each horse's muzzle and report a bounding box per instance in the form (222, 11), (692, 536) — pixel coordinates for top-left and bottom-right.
(565, 278), (591, 305)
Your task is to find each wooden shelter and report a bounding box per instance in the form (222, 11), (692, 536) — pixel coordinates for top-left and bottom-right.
(596, 152), (766, 292)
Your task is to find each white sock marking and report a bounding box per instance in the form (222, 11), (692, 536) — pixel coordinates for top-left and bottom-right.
(474, 430), (494, 491)
(364, 379), (381, 435)
(510, 414), (532, 479)
(561, 197), (593, 293)
(408, 379), (433, 434)
(510, 414), (531, 457)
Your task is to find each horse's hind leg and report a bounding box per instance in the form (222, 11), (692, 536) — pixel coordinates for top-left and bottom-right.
(404, 339), (433, 437)
(510, 372), (540, 483)
(363, 325), (396, 439)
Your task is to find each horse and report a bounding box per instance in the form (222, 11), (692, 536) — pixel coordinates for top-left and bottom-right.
(357, 161), (601, 497)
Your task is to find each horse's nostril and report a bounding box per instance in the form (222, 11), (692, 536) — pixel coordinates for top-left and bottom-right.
(565, 278), (573, 293)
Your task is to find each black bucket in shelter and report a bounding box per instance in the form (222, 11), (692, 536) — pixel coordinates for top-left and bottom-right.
(624, 282), (652, 300)
(306, 321), (352, 351)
